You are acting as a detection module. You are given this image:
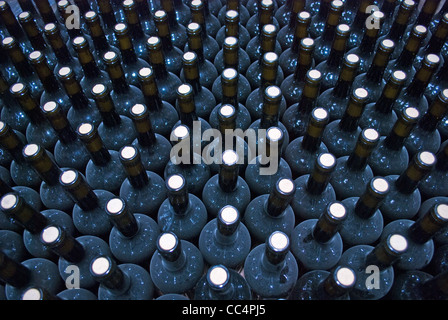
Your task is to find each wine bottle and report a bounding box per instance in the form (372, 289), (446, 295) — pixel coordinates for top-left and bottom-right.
(150, 232), (204, 296)
(289, 266), (356, 300)
(353, 39), (395, 104)
(405, 89), (448, 157)
(309, 0), (333, 39)
(0, 1), (30, 45)
(359, 70), (406, 136)
(60, 169), (115, 238)
(0, 121), (41, 189)
(315, 53), (360, 121)
(312, 0), (345, 65)
(202, 149), (251, 218)
(368, 107), (420, 176)
(244, 177), (295, 244)
(218, 0), (250, 26)
(244, 231), (298, 299)
(137, 67), (179, 139)
(245, 23), (282, 64)
(91, 83), (137, 151)
(381, 203), (448, 271)
(159, 0), (188, 49)
(277, 1), (307, 50)
(388, 270), (448, 300)
(339, 233), (408, 300)
(381, 151), (436, 221)
(103, 50), (145, 116)
(216, 9), (250, 49)
(22, 143), (74, 211)
(394, 53), (440, 116)
(419, 141), (448, 199)
(291, 153), (337, 220)
(0, 71), (28, 133)
(1, 252), (62, 301)
(339, 177), (389, 246)
(10, 83), (58, 151)
(291, 201), (346, 270)
(279, 11), (311, 76)
(245, 0), (280, 39)
(153, 10), (184, 75)
(106, 197), (160, 266)
(93, 0), (121, 41)
(119, 145), (167, 216)
(198, 205), (251, 269)
(41, 101), (90, 171)
(146, 36), (182, 106)
(90, 255), (154, 300)
(346, 0), (377, 51)
(322, 88), (369, 158)
(194, 264), (252, 300)
(245, 50), (284, 94)
(285, 107), (329, 178)
(164, 125), (211, 196)
(330, 128), (379, 200)
(76, 122), (127, 193)
(122, 0), (151, 61)
(40, 224), (111, 290)
(158, 174), (208, 242)
(113, 22), (150, 87)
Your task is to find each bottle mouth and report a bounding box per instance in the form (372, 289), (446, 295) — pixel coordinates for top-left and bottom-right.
(167, 174), (186, 191)
(41, 225), (61, 245)
(60, 169), (78, 185)
(268, 231), (289, 253)
(120, 146), (138, 161)
(158, 232), (178, 252)
(208, 265), (229, 288)
(219, 206), (239, 225)
(0, 193), (18, 211)
(90, 256), (111, 276)
(23, 143), (40, 157)
(335, 267), (356, 288)
(106, 198), (126, 215)
(371, 177), (390, 194)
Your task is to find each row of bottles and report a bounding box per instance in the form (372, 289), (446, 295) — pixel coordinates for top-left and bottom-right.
(0, 0), (447, 301)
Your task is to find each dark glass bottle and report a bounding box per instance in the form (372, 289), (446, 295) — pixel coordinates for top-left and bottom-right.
(245, 23), (282, 65)
(291, 201), (346, 271)
(137, 67), (179, 139)
(419, 141), (448, 199)
(106, 197), (160, 266)
(279, 11), (311, 76)
(330, 128), (379, 200)
(41, 101), (90, 171)
(129, 103), (171, 176)
(405, 89), (448, 157)
(291, 153), (337, 220)
(113, 22), (150, 88)
(22, 143), (74, 211)
(164, 125), (211, 196)
(277, 0), (307, 50)
(346, 10), (384, 74)
(245, 51), (284, 95)
(159, 0), (188, 49)
(216, 9), (250, 49)
(244, 231), (298, 299)
(394, 53), (440, 116)
(368, 107), (420, 176)
(150, 232), (204, 295)
(198, 205), (251, 269)
(244, 126), (292, 197)
(316, 53), (360, 121)
(1, 36), (43, 100)
(202, 149), (251, 218)
(119, 145), (167, 216)
(0, 71), (28, 133)
(346, 0), (377, 51)
(315, 24), (352, 93)
(312, 0), (344, 65)
(103, 51), (145, 116)
(280, 37), (315, 108)
(146, 36), (182, 106)
(418, 197), (448, 247)
(381, 203), (448, 271)
(285, 107), (329, 178)
(180, 51), (216, 118)
(289, 265), (356, 300)
(388, 270), (448, 300)
(40, 224), (111, 290)
(32, 0), (59, 25)
(218, 0), (250, 26)
(157, 173), (208, 242)
(59, 169), (115, 238)
(122, 0), (151, 61)
(322, 88), (369, 158)
(0, 252), (62, 301)
(339, 177), (389, 246)
(153, 10), (184, 75)
(209, 68), (252, 131)
(71, 36), (112, 100)
(244, 177), (296, 244)
(308, 0), (332, 38)
(0, 1), (29, 45)
(338, 233), (408, 300)
(245, 0), (279, 39)
(359, 70), (407, 136)
(76, 123), (127, 193)
(194, 264), (252, 300)
(353, 39), (395, 104)
(0, 121), (41, 189)
(91, 83), (137, 151)
(381, 151), (436, 221)
(90, 255), (154, 300)
(28, 50), (71, 114)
